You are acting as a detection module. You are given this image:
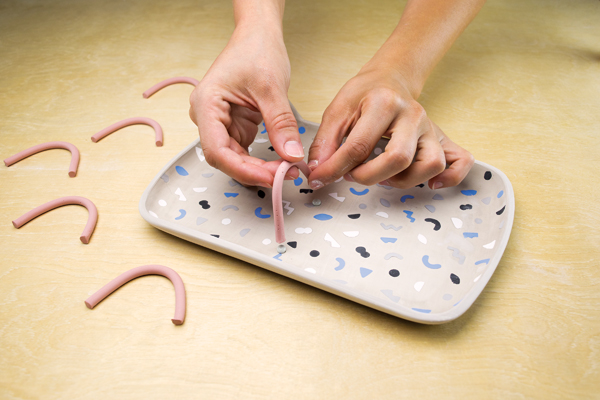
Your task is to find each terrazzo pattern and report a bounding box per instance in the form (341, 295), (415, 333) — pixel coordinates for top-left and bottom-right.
(143, 118), (512, 317)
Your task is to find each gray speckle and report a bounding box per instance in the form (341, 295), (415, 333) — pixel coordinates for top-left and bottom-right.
(228, 179), (241, 187)
(481, 197), (491, 205)
(304, 202), (315, 208)
(380, 198), (390, 207)
(359, 203), (367, 209)
(196, 217), (208, 225)
(447, 246), (466, 265)
(277, 244), (287, 254)
(475, 218), (483, 224)
(312, 199), (322, 206)
(443, 294), (453, 301)
(160, 174), (169, 183)
(433, 194), (444, 200)
(499, 219), (505, 229)
(376, 183), (393, 190)
(384, 252), (403, 260)
(425, 205), (436, 213)
(202, 173), (214, 178)
(239, 228), (250, 237)
(222, 205), (239, 211)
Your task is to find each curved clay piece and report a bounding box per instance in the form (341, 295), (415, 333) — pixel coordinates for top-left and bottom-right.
(85, 265), (186, 325)
(91, 117), (164, 147)
(272, 160), (312, 243)
(142, 77), (199, 99)
(12, 196), (98, 244)
(4, 141), (80, 177)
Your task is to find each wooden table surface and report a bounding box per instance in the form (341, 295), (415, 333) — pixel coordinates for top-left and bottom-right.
(1, 0), (599, 398)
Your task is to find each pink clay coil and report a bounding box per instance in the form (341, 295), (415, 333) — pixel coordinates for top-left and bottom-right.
(12, 196), (98, 244)
(4, 141), (80, 177)
(142, 77), (199, 99)
(91, 117), (164, 147)
(272, 160), (312, 243)
(85, 265), (186, 325)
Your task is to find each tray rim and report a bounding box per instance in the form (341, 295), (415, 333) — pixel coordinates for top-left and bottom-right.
(139, 112), (515, 325)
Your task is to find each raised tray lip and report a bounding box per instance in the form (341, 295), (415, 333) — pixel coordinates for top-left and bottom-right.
(139, 111), (515, 325)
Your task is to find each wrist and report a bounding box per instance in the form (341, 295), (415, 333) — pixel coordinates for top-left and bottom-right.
(359, 57), (424, 100)
(234, 1), (284, 35)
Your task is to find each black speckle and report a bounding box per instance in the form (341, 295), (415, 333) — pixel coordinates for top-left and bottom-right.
(484, 171), (492, 180)
(310, 250), (320, 257)
(460, 204), (473, 210)
(450, 273), (460, 284)
(496, 206), (506, 215)
(424, 218), (441, 231)
(355, 246), (370, 258)
(389, 269), (400, 277)
(300, 189), (313, 194)
(348, 213), (361, 219)
(287, 241), (297, 248)
(416, 183), (425, 188)
(199, 200), (211, 209)
(211, 234), (220, 238)
(257, 190), (265, 199)
(268, 146), (275, 151)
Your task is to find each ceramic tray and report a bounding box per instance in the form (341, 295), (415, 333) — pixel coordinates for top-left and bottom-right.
(139, 106), (514, 324)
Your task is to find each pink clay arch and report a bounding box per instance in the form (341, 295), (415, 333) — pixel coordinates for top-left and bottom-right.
(12, 196), (98, 244)
(142, 77), (199, 99)
(85, 265), (186, 325)
(91, 117), (164, 147)
(272, 160), (312, 243)
(4, 141), (80, 177)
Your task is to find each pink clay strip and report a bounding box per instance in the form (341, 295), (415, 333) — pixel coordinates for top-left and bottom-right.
(142, 77), (199, 99)
(4, 141), (80, 177)
(12, 196), (98, 244)
(85, 265), (186, 325)
(273, 160), (312, 244)
(91, 117), (164, 147)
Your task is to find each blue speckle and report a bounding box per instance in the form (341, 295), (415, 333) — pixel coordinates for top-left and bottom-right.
(273, 254), (282, 260)
(224, 192), (239, 198)
(360, 268), (373, 278)
(403, 210), (415, 223)
(260, 122), (267, 134)
(299, 126), (306, 134)
(174, 209), (186, 220)
(475, 258), (490, 265)
(412, 308), (432, 314)
(254, 207), (271, 219)
(381, 237), (397, 243)
(463, 232), (479, 238)
(349, 187), (369, 196)
(175, 166), (189, 176)
(294, 177), (303, 186)
(422, 255), (442, 269)
(335, 258), (345, 271)
(314, 213), (333, 221)
(433, 194), (444, 200)
(498, 190), (504, 198)
(401, 195), (415, 203)
(461, 190), (477, 196)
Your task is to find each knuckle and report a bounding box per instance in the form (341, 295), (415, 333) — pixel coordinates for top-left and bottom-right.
(386, 148), (413, 170)
(407, 101), (427, 123)
(268, 110), (297, 133)
(203, 149), (218, 169)
(425, 155), (446, 176)
(345, 140), (372, 164)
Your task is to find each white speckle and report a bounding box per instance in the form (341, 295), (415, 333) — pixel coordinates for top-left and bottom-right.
(376, 212), (389, 218)
(195, 147), (205, 162)
(175, 187), (186, 201)
(418, 234), (427, 244)
(414, 281), (425, 292)
(324, 233), (340, 248)
(149, 211), (158, 218)
(254, 138), (268, 143)
(305, 268), (317, 274)
(295, 227), (313, 234)
(374, 147), (382, 155)
(343, 231), (359, 238)
(474, 275), (481, 282)
(483, 240), (496, 249)
(262, 238), (271, 245)
(158, 199), (167, 207)
(193, 187), (207, 192)
(222, 218), (231, 225)
(334, 177), (344, 183)
(451, 217), (463, 229)
(329, 193), (345, 202)
(248, 146), (253, 153)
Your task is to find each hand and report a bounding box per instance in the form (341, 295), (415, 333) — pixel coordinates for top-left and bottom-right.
(307, 64), (474, 190)
(189, 23), (304, 187)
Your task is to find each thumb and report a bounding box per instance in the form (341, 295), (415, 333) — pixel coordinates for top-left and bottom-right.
(259, 94), (305, 162)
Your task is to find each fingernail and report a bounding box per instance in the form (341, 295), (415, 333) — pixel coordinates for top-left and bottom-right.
(307, 160), (318, 170)
(258, 183), (272, 188)
(343, 173), (354, 182)
(433, 182), (443, 189)
(309, 180), (324, 190)
(379, 180), (391, 186)
(284, 141), (305, 158)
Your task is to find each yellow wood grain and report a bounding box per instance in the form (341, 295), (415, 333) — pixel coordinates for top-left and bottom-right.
(1, 0), (599, 398)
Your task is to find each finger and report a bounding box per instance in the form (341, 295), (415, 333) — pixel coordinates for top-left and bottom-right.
(428, 125), (474, 189)
(228, 139), (299, 180)
(307, 108), (395, 189)
(258, 93), (305, 162)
